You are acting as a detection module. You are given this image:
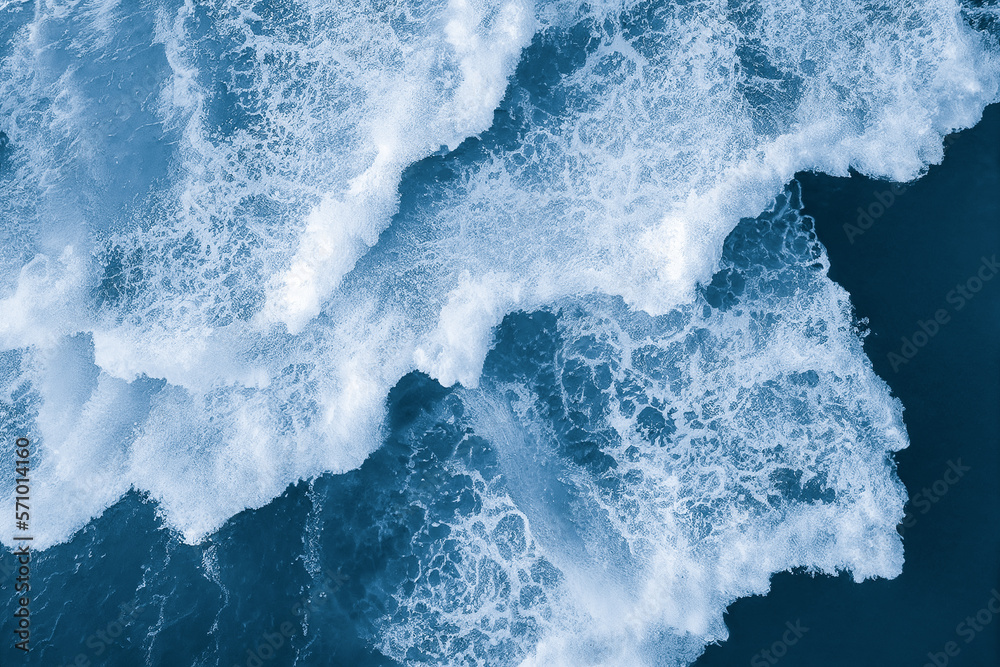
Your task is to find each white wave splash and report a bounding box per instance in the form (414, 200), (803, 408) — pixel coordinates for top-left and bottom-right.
(0, 0), (995, 577)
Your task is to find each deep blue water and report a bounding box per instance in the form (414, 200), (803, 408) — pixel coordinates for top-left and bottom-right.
(1, 0), (999, 665)
(696, 103), (1000, 667)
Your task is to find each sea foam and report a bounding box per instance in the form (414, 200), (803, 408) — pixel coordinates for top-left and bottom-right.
(359, 186), (909, 665)
(0, 3), (997, 663)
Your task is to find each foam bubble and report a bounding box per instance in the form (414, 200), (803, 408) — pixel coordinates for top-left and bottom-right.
(367, 186), (908, 665)
(0, 0), (994, 568)
(256, 0), (536, 332)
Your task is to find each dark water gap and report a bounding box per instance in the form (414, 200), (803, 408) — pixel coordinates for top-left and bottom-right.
(695, 103), (1000, 667)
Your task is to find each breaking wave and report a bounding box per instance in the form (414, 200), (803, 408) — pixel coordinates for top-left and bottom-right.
(1, 0), (998, 662)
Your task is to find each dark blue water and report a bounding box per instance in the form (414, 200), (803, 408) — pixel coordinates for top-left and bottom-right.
(2, 1), (999, 665)
(697, 103), (1000, 667)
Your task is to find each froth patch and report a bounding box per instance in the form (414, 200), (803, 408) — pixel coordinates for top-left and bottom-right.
(0, 247), (86, 350)
(0, 0), (993, 574)
(414, 272), (525, 387)
(367, 186), (908, 665)
(257, 0), (535, 332)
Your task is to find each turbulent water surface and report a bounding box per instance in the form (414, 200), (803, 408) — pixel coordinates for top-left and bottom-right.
(1, 0), (999, 664)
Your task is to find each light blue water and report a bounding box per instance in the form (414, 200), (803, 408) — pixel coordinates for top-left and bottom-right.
(1, 0), (998, 664)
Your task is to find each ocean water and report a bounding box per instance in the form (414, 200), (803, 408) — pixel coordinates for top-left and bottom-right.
(0, 0), (998, 665)
(696, 103), (1000, 667)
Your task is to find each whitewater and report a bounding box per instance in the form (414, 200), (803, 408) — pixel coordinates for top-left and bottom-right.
(1, 0), (998, 664)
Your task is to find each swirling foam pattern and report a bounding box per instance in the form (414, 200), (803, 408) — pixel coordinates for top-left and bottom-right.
(0, 0), (998, 663)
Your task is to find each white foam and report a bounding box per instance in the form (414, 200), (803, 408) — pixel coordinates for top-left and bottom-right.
(379, 192), (910, 665)
(0, 0), (995, 581)
(0, 247), (87, 350)
(257, 0), (536, 333)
